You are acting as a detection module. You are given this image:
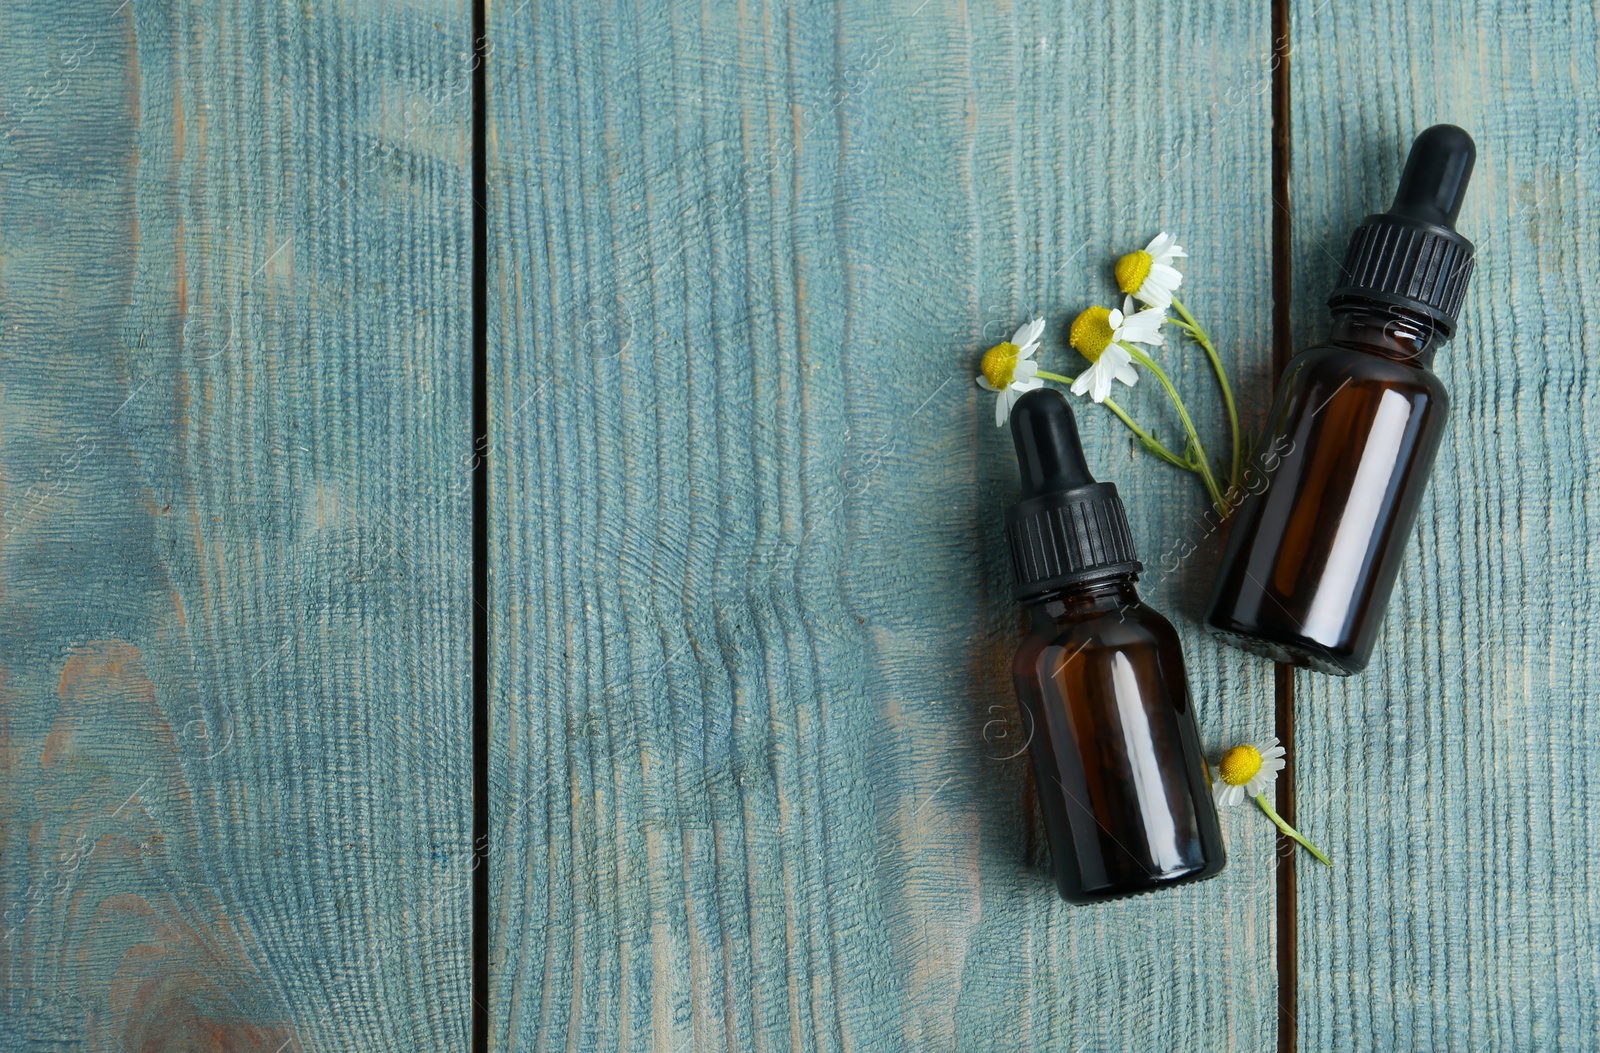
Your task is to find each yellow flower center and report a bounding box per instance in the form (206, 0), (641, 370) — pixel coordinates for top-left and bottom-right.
(1115, 250), (1153, 295)
(1068, 306), (1114, 363)
(1219, 744), (1263, 786)
(981, 341), (1020, 389)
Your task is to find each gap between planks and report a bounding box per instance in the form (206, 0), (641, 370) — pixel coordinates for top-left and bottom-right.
(1270, 0), (1297, 1047)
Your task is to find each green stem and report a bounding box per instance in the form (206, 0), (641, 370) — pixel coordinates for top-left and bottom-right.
(1171, 295), (1242, 498)
(1035, 370), (1190, 469)
(1102, 397), (1191, 469)
(1254, 792), (1332, 867)
(1120, 345), (1229, 514)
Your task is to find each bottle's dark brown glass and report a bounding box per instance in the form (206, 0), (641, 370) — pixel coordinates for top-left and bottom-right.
(1002, 389), (1224, 902)
(1013, 574), (1226, 902)
(1207, 124), (1477, 676)
(1205, 307), (1449, 674)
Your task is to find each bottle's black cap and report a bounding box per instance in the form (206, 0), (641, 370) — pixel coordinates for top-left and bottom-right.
(1005, 389), (1140, 600)
(1328, 124), (1477, 338)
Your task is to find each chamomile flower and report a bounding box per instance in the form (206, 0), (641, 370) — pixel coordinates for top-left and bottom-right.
(1212, 734), (1330, 865)
(1212, 735), (1287, 808)
(964, 230), (1240, 520)
(1115, 232), (1187, 310)
(1065, 304), (1166, 403)
(976, 317), (1047, 426)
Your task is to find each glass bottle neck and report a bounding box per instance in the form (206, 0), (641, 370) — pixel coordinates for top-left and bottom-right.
(1327, 302), (1443, 366)
(1029, 573), (1141, 620)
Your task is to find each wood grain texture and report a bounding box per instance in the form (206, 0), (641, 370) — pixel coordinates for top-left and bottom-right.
(489, 1), (1284, 1048)
(0, 1), (474, 1049)
(1288, 1), (1600, 1048)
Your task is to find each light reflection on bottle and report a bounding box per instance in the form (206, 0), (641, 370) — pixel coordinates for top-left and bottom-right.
(1111, 652), (1183, 873)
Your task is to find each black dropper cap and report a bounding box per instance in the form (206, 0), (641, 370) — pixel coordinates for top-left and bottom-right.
(1005, 389), (1141, 601)
(1328, 124), (1477, 337)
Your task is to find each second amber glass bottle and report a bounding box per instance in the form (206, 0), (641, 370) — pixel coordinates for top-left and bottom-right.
(1005, 389), (1225, 902)
(1207, 125), (1477, 675)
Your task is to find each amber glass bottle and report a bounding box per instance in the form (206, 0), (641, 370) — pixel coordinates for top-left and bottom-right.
(1207, 125), (1477, 676)
(1005, 389), (1225, 902)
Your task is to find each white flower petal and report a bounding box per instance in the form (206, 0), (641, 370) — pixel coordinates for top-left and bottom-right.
(1115, 307), (1168, 346)
(1070, 371), (1093, 397)
(1012, 316), (1046, 350)
(1108, 308), (1125, 328)
(994, 391), (1009, 427)
(1013, 375), (1044, 393)
(1091, 366), (1112, 403)
(976, 375), (997, 391)
(1013, 360), (1039, 381)
(1150, 262), (1184, 286)
(1134, 286), (1172, 311)
(1146, 232), (1186, 263)
(1134, 264), (1182, 309)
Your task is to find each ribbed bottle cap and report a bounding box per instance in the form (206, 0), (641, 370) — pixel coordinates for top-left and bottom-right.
(1005, 389), (1140, 600)
(1327, 125), (1477, 337)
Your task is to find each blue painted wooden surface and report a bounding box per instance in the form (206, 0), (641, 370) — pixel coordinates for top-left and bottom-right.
(1288, 1), (1600, 1049)
(0, 0), (475, 1049)
(489, 0), (1281, 1049)
(3, 0), (1595, 1049)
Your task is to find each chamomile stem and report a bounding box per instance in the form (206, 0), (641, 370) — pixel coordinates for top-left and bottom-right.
(1253, 792), (1332, 867)
(1171, 295), (1242, 497)
(1102, 398), (1191, 469)
(1035, 370), (1189, 470)
(1120, 346), (1229, 514)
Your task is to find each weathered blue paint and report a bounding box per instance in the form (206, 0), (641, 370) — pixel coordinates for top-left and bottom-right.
(0, 0), (474, 1048)
(489, 0), (1279, 1049)
(1289, 1), (1600, 1049)
(7, 0), (1587, 1047)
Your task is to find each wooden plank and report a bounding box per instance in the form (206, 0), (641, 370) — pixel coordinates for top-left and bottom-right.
(489, 0), (1282, 1048)
(0, 1), (474, 1048)
(1289, 1), (1600, 1047)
